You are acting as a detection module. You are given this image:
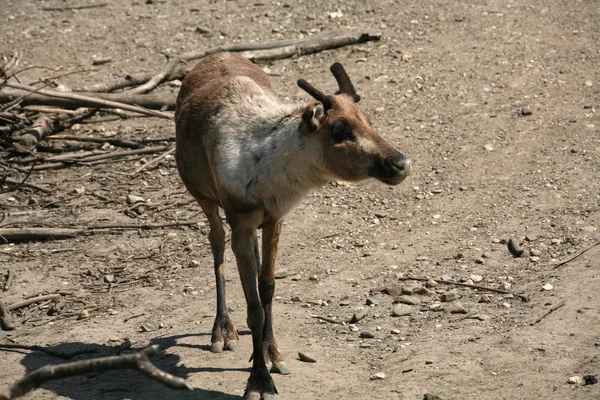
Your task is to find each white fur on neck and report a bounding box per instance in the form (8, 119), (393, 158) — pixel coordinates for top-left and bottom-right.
(215, 77), (328, 217)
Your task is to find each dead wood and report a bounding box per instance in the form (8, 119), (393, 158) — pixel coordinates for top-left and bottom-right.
(7, 294), (62, 311)
(3, 268), (14, 291)
(179, 30), (380, 61)
(46, 134), (142, 149)
(41, 3), (108, 11)
(12, 114), (53, 149)
(20, 106), (82, 115)
(0, 345), (191, 400)
(0, 83), (175, 116)
(530, 300), (566, 326)
(129, 146), (175, 174)
(241, 31), (382, 62)
(0, 299), (15, 331)
(0, 162), (37, 195)
(0, 221), (197, 243)
(125, 56), (182, 95)
(398, 276), (529, 302)
(0, 228), (81, 243)
(312, 309), (369, 325)
(554, 240), (600, 268)
(19, 145), (171, 171)
(71, 66), (189, 93)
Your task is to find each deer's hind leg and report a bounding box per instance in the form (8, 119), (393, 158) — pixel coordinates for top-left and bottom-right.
(199, 199), (238, 353)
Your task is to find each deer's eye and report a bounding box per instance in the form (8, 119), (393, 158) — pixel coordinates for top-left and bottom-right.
(331, 120), (354, 143)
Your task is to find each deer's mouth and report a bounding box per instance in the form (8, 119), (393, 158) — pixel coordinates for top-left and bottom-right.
(370, 155), (412, 186)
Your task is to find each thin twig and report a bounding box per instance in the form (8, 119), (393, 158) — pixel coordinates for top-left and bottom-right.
(41, 3), (108, 11)
(530, 300), (566, 325)
(129, 146), (175, 175)
(312, 309), (369, 325)
(3, 268), (14, 291)
(7, 294), (62, 311)
(0, 345), (191, 400)
(554, 240), (600, 268)
(0, 161), (36, 194)
(125, 56), (181, 95)
(2, 82), (173, 120)
(46, 134), (142, 149)
(399, 276), (529, 302)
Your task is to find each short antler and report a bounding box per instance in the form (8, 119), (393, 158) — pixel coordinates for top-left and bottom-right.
(330, 62), (361, 103)
(297, 79), (334, 110)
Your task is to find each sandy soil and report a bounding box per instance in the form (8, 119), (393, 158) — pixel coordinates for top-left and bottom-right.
(1, 0), (599, 399)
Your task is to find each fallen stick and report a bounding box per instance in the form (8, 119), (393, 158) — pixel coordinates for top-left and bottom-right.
(0, 221), (197, 243)
(20, 106), (83, 115)
(71, 66), (189, 93)
(312, 309), (369, 325)
(554, 240), (600, 268)
(0, 299), (15, 331)
(41, 2), (107, 11)
(241, 31), (382, 62)
(8, 294), (62, 311)
(0, 162), (37, 195)
(125, 56), (181, 95)
(530, 300), (566, 326)
(21, 145), (171, 171)
(0, 83), (175, 117)
(46, 134), (142, 149)
(129, 146), (175, 175)
(0, 345), (191, 400)
(179, 30), (380, 61)
(4, 268), (14, 291)
(0, 343), (98, 359)
(399, 276), (529, 302)
(1, 179), (51, 194)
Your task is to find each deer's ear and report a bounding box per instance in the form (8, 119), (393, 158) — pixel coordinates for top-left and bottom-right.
(301, 102), (325, 133)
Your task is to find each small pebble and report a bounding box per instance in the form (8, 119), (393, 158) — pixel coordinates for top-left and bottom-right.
(507, 238), (523, 257)
(530, 249), (541, 256)
(444, 302), (467, 314)
(127, 194), (145, 204)
(370, 372), (386, 380)
(583, 375), (598, 385)
(188, 260), (200, 268)
(551, 238), (561, 245)
(298, 352), (317, 363)
(474, 258), (485, 264)
(440, 291), (458, 302)
(391, 329), (402, 334)
(470, 274), (484, 283)
(426, 279), (438, 288)
(402, 286), (414, 295)
(392, 304), (414, 317)
(542, 283), (553, 291)
(521, 107), (533, 116)
(274, 270), (290, 279)
(502, 302), (511, 308)
(104, 274), (115, 283)
(525, 234), (538, 242)
(423, 395), (442, 400)
(568, 376), (582, 385)
(384, 286), (403, 297)
(140, 322), (156, 332)
(394, 295), (420, 305)
(529, 256), (540, 262)
(360, 331), (375, 339)
(348, 324), (359, 332)
(77, 310), (89, 320)
(366, 297), (378, 306)
(478, 294), (493, 303)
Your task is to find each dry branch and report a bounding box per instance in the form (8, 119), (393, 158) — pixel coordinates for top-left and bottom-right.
(129, 146), (176, 175)
(41, 2), (107, 11)
(0, 83), (175, 116)
(71, 66), (188, 93)
(312, 309), (369, 325)
(46, 134), (141, 149)
(241, 31), (382, 62)
(398, 276), (529, 302)
(179, 30), (380, 61)
(125, 56), (181, 95)
(3, 268), (14, 291)
(8, 294), (62, 311)
(19, 145), (172, 171)
(0, 221), (197, 243)
(0, 345), (191, 400)
(554, 240), (600, 268)
(530, 300), (566, 326)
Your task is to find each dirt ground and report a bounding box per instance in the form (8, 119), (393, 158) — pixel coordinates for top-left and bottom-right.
(1, 0), (599, 399)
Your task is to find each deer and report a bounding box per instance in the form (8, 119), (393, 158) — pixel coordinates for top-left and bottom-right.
(175, 52), (411, 399)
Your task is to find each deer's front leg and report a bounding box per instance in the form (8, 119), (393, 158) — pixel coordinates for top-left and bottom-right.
(231, 225), (277, 400)
(260, 218), (290, 375)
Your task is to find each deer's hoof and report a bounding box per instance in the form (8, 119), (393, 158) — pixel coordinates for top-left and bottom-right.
(271, 361), (291, 375)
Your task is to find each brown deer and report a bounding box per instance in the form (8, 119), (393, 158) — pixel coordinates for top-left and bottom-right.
(175, 52), (411, 399)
